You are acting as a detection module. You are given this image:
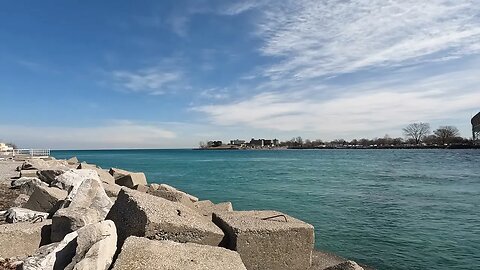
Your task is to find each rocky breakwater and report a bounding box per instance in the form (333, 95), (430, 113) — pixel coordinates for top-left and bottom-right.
(0, 156), (368, 270)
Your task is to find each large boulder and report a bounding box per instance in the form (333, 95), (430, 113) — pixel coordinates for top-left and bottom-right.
(115, 172), (147, 188)
(94, 168), (115, 185)
(20, 170), (38, 178)
(324, 261), (365, 270)
(106, 189), (224, 247)
(148, 189), (195, 209)
(23, 185), (67, 215)
(51, 178), (113, 242)
(37, 169), (68, 185)
(22, 230), (77, 270)
(112, 237), (247, 270)
(194, 200), (233, 218)
(102, 182), (122, 197)
(65, 220), (117, 270)
(213, 210), (315, 270)
(20, 159), (70, 171)
(3, 207), (49, 223)
(51, 169), (99, 194)
(66, 157), (79, 165)
(0, 220), (51, 258)
(11, 177), (47, 196)
(108, 168), (131, 181)
(155, 183), (199, 202)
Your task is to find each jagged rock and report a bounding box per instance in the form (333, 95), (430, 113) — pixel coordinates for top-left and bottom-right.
(102, 182), (122, 197)
(324, 261), (365, 270)
(65, 220), (117, 270)
(37, 169), (67, 184)
(51, 208), (103, 242)
(157, 183), (199, 202)
(3, 207), (48, 223)
(77, 162), (98, 170)
(66, 157), (79, 165)
(52, 178), (113, 241)
(147, 183), (160, 192)
(106, 189), (224, 247)
(13, 194), (30, 207)
(108, 168), (131, 181)
(20, 170), (38, 178)
(22, 230), (77, 270)
(148, 189), (195, 209)
(20, 159), (69, 171)
(133, 184), (148, 193)
(24, 185), (67, 215)
(0, 258), (22, 270)
(0, 220), (51, 258)
(51, 169), (99, 195)
(94, 168), (115, 185)
(194, 200), (233, 218)
(115, 172), (147, 188)
(12, 177), (48, 196)
(112, 237), (247, 270)
(213, 210), (315, 270)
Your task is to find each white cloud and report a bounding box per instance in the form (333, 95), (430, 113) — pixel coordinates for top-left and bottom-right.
(253, 0), (480, 79)
(112, 66), (184, 95)
(193, 68), (480, 139)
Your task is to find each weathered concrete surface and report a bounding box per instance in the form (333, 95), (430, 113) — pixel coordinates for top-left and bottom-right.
(115, 173), (147, 188)
(20, 159), (70, 171)
(76, 162), (98, 170)
(0, 220), (51, 258)
(194, 200), (233, 218)
(66, 157), (79, 165)
(22, 230), (77, 270)
(20, 170), (38, 178)
(323, 261), (364, 270)
(156, 183), (199, 202)
(23, 185), (67, 214)
(65, 220), (117, 270)
(213, 210), (315, 270)
(108, 168), (131, 181)
(106, 189), (224, 247)
(75, 164), (115, 185)
(11, 177), (46, 196)
(148, 189), (195, 209)
(112, 237), (247, 270)
(51, 207), (103, 242)
(102, 182), (122, 197)
(37, 169), (67, 184)
(3, 207), (49, 223)
(51, 169), (99, 193)
(133, 184), (148, 193)
(66, 178), (113, 217)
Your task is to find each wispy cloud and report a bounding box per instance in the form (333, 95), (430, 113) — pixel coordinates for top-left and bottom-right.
(112, 63), (185, 95)
(193, 67), (480, 138)
(252, 0), (480, 79)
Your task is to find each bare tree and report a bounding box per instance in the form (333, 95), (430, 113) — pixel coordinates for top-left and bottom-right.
(403, 122), (430, 144)
(434, 126), (460, 145)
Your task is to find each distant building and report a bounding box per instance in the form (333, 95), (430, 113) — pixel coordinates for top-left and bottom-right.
(0, 143), (13, 152)
(249, 138), (264, 147)
(472, 112), (480, 143)
(230, 139), (246, 146)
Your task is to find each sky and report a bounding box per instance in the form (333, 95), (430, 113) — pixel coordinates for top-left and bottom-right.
(0, 0), (479, 149)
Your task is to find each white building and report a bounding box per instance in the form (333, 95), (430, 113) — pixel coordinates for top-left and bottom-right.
(0, 143), (14, 155)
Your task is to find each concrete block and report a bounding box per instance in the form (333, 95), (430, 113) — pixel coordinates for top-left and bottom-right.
(115, 173), (147, 188)
(213, 210), (315, 270)
(0, 220), (51, 258)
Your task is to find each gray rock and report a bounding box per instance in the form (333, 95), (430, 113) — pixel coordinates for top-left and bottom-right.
(76, 162), (98, 170)
(133, 184), (148, 193)
(24, 185), (67, 215)
(94, 168), (115, 185)
(20, 159), (70, 171)
(148, 189), (195, 209)
(194, 200), (233, 218)
(213, 210), (315, 270)
(112, 237), (247, 270)
(51, 178), (113, 241)
(147, 183), (160, 192)
(37, 169), (67, 185)
(106, 188), (224, 247)
(157, 183), (199, 202)
(3, 207), (49, 223)
(51, 169), (99, 194)
(65, 220), (117, 270)
(324, 261), (365, 270)
(102, 182), (122, 197)
(108, 168), (131, 181)
(20, 170), (38, 178)
(115, 172), (147, 188)
(0, 220), (51, 258)
(51, 207), (103, 242)
(22, 230), (77, 270)
(14, 178), (48, 196)
(66, 157), (79, 165)
(13, 194), (30, 208)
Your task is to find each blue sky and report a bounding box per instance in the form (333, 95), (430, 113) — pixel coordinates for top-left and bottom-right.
(0, 0), (479, 149)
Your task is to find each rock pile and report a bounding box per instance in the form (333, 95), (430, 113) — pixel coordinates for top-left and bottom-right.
(0, 156), (366, 270)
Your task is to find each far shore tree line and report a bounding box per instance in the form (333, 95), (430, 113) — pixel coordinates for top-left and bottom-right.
(276, 123), (474, 149)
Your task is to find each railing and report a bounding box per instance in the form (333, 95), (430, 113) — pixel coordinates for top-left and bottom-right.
(12, 149), (50, 157)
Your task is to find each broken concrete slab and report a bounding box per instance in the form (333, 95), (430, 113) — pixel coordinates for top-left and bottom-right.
(65, 220), (117, 270)
(51, 207), (103, 242)
(115, 172), (147, 188)
(102, 182), (122, 197)
(108, 168), (131, 181)
(112, 237), (247, 270)
(194, 200), (233, 218)
(106, 188), (224, 247)
(20, 170), (38, 178)
(0, 220), (51, 258)
(37, 169), (67, 185)
(3, 207), (49, 223)
(23, 185), (67, 215)
(51, 169), (99, 194)
(66, 157), (79, 165)
(148, 189), (195, 209)
(157, 183), (199, 202)
(213, 210), (315, 270)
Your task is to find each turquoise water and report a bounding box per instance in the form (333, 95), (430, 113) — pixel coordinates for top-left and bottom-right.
(52, 149), (480, 270)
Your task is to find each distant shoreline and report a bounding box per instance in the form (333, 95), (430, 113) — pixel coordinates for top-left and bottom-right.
(195, 145), (480, 150)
